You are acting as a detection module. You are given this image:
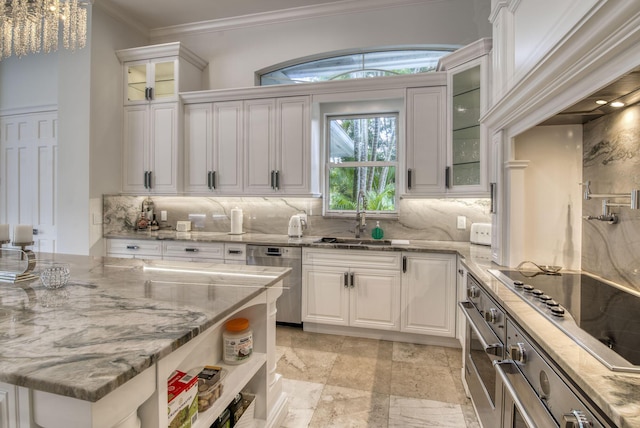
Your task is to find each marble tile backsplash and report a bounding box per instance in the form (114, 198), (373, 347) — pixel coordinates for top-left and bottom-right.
(103, 195), (491, 242)
(582, 105), (640, 292)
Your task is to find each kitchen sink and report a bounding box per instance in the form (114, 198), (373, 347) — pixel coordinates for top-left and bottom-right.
(314, 237), (393, 246)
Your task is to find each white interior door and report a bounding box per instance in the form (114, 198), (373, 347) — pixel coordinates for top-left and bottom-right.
(0, 111), (58, 253)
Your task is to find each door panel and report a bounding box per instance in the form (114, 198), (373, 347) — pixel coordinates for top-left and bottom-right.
(350, 269), (401, 330)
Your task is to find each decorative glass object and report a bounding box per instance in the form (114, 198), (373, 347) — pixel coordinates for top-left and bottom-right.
(40, 263), (71, 289)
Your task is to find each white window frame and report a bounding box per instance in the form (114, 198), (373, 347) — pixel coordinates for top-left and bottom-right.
(323, 110), (401, 218)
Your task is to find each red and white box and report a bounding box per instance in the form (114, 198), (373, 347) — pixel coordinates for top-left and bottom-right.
(168, 370), (199, 428)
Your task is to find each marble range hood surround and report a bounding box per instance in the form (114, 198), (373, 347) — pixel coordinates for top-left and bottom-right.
(582, 104), (640, 293)
(103, 195), (491, 242)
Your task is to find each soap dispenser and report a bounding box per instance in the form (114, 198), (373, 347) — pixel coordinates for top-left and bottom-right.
(371, 221), (384, 240)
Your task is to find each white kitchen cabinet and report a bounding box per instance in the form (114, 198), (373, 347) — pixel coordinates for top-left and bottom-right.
(400, 252), (457, 337)
(117, 43), (207, 195)
(439, 38), (492, 196)
(184, 102), (243, 194)
(0, 112), (58, 253)
(116, 42), (207, 106)
(106, 238), (163, 260)
(302, 249), (401, 331)
(404, 86), (447, 195)
(244, 96), (312, 195)
(122, 103), (180, 194)
(0, 382), (30, 428)
(162, 241), (224, 262)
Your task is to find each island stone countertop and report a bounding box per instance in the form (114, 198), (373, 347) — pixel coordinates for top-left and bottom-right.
(0, 255), (290, 403)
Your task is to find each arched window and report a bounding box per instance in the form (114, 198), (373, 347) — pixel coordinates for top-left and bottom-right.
(258, 47), (454, 86)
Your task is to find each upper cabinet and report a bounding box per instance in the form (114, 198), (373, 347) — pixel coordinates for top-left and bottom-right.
(184, 102), (244, 194)
(245, 96), (313, 195)
(117, 43), (207, 194)
(405, 86), (447, 195)
(439, 38), (492, 197)
(184, 95), (317, 196)
(116, 42), (207, 105)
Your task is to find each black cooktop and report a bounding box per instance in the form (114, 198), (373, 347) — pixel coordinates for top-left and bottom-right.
(491, 269), (640, 371)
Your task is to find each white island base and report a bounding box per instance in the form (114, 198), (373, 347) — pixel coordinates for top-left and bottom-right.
(1, 284), (287, 428)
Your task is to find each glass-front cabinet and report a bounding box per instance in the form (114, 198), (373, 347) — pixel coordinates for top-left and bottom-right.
(451, 65), (481, 186)
(116, 42), (207, 105)
(125, 59), (177, 103)
(439, 38), (492, 196)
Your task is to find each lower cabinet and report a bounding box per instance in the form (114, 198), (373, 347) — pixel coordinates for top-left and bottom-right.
(162, 241), (224, 262)
(401, 252), (457, 337)
(106, 238), (163, 260)
(302, 249), (401, 331)
(302, 249), (457, 338)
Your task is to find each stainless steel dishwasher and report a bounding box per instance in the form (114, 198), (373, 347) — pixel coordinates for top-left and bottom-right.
(246, 245), (302, 325)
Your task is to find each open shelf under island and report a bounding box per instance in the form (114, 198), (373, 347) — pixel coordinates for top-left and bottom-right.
(0, 255), (290, 428)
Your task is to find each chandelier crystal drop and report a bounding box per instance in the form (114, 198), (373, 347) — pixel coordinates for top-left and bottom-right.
(0, 0), (88, 61)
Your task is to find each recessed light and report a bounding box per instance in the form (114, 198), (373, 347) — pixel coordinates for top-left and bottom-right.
(610, 101), (625, 108)
(595, 100), (608, 105)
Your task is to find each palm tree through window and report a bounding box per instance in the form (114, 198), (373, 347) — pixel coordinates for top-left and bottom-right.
(327, 114), (397, 214)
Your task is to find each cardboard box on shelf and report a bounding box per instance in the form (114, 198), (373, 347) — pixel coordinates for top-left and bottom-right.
(168, 370), (198, 428)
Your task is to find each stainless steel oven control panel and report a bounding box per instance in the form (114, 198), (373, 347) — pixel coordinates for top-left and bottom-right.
(503, 320), (607, 428)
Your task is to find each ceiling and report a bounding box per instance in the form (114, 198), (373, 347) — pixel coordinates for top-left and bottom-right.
(102, 0), (341, 29)
(539, 66), (640, 126)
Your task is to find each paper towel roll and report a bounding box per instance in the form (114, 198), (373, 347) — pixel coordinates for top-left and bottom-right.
(230, 208), (243, 234)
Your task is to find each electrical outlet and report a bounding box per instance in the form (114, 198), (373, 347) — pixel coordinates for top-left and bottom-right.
(457, 216), (466, 230)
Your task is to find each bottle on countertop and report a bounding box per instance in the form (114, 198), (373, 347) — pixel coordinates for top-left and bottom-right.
(150, 214), (159, 231)
(136, 212), (148, 230)
(371, 221), (384, 240)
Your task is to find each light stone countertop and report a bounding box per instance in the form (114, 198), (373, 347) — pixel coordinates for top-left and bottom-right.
(104, 231), (640, 427)
(0, 255), (290, 402)
(461, 257), (640, 428)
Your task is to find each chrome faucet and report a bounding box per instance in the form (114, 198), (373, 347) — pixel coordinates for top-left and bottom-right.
(355, 190), (366, 238)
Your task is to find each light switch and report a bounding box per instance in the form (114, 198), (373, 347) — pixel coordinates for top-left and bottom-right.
(457, 216), (466, 230)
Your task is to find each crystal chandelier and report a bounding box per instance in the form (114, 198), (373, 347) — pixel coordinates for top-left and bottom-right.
(0, 0), (89, 61)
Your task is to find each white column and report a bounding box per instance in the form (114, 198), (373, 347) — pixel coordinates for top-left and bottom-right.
(505, 160), (529, 267)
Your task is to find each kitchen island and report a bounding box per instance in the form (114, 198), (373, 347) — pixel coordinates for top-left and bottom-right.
(0, 254), (290, 428)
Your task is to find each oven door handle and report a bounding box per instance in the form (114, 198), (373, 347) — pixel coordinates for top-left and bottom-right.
(494, 360), (556, 428)
(459, 301), (503, 356)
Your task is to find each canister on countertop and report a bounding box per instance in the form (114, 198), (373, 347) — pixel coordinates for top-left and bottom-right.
(223, 318), (253, 364)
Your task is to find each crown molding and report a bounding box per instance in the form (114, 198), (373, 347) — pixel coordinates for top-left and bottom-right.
(481, 0), (640, 136)
(94, 0), (150, 40)
(180, 71), (446, 104)
(149, 0), (445, 40)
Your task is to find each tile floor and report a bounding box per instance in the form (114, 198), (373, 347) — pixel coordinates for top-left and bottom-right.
(276, 325), (480, 427)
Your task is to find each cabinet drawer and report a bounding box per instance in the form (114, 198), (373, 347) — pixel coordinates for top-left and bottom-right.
(303, 249), (400, 269)
(224, 243), (247, 261)
(163, 241), (224, 260)
(107, 239), (163, 257)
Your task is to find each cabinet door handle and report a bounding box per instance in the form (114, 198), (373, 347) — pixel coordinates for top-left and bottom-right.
(458, 268), (465, 275)
(344, 272), (349, 288)
(126, 245), (139, 250)
(274, 170), (280, 190)
(147, 171), (152, 189)
(270, 170), (275, 189)
(148, 87), (154, 100)
(350, 272), (355, 288)
(490, 182), (497, 213)
(407, 168), (413, 190)
(228, 249), (242, 255)
(211, 170), (216, 189)
(144, 171), (150, 189)
(144, 87), (149, 100)
(185, 248), (199, 252)
(445, 166), (451, 189)
(207, 171), (212, 189)
(402, 256), (407, 273)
